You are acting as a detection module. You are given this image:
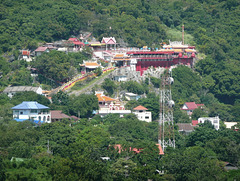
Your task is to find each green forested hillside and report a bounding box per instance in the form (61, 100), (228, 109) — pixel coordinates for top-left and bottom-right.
(1, 0), (240, 180)
(1, 0), (240, 104)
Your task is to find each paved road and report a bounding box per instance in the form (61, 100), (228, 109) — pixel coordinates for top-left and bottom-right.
(68, 69), (116, 96)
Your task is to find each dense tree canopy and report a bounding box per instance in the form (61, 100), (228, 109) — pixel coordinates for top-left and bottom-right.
(1, 0), (240, 180)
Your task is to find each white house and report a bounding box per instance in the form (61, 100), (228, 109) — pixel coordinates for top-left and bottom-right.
(198, 116), (220, 130)
(224, 122), (238, 130)
(3, 86), (43, 98)
(11, 101), (51, 123)
(133, 105), (152, 122)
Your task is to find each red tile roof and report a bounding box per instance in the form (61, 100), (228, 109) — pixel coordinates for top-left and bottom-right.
(113, 144), (164, 155)
(68, 37), (78, 41)
(68, 37), (85, 45)
(192, 120), (199, 126)
(73, 41), (85, 45)
(22, 50), (30, 56)
(184, 102), (198, 110)
(133, 105), (148, 111)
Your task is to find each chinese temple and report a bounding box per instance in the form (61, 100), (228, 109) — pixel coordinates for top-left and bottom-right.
(126, 42), (196, 75)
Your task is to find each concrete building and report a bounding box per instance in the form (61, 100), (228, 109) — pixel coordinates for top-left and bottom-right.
(198, 116), (220, 130)
(3, 86), (43, 98)
(133, 105), (152, 122)
(11, 101), (51, 123)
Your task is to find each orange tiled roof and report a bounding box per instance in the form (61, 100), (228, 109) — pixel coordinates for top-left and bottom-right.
(115, 54), (124, 57)
(133, 105), (148, 110)
(185, 49), (196, 53)
(85, 62), (100, 67)
(96, 94), (116, 102)
(173, 49), (183, 53)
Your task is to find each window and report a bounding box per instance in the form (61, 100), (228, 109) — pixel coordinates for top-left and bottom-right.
(145, 116), (149, 119)
(31, 110), (38, 113)
(20, 112), (23, 115)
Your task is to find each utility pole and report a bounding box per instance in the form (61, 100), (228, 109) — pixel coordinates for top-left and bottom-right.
(47, 140), (52, 154)
(158, 70), (175, 152)
(182, 24), (184, 45)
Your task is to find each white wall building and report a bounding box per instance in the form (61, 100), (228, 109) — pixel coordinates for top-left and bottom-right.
(133, 105), (152, 122)
(11, 101), (51, 123)
(3, 86), (43, 98)
(224, 122), (238, 129)
(198, 116), (220, 130)
(98, 109), (131, 118)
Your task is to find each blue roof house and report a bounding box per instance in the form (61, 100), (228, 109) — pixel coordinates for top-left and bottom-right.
(11, 101), (51, 123)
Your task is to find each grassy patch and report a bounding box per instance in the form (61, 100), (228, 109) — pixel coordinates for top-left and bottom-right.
(70, 70), (114, 91)
(166, 28), (195, 45)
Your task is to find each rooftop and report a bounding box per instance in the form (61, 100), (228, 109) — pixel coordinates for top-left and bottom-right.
(3, 86), (40, 93)
(177, 123), (195, 132)
(35, 47), (48, 52)
(133, 105), (148, 111)
(182, 102), (204, 110)
(96, 94), (116, 102)
(50, 110), (71, 119)
(12, 101), (49, 110)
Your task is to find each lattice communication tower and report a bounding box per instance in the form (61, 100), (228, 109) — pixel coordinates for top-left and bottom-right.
(158, 69), (175, 151)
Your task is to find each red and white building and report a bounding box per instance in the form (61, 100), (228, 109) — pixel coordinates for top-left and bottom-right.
(133, 105), (152, 122)
(181, 102), (204, 116)
(101, 37), (117, 50)
(95, 91), (131, 117)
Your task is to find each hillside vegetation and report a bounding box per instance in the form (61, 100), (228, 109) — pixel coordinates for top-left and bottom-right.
(0, 0), (240, 180)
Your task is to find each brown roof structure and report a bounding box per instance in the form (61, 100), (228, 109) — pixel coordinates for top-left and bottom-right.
(177, 123), (195, 132)
(51, 110), (71, 119)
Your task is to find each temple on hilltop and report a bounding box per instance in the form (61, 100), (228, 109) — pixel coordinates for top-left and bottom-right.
(126, 41), (196, 75)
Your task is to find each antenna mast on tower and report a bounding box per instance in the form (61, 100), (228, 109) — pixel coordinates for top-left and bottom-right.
(158, 69), (175, 152)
